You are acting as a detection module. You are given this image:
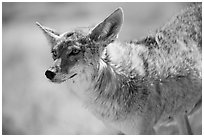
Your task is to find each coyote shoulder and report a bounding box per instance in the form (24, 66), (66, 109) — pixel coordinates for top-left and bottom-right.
(37, 3), (201, 135)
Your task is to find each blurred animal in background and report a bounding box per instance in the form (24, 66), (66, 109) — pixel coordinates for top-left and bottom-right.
(37, 3), (201, 135)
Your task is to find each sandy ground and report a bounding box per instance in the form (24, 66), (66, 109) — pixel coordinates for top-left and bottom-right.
(2, 2), (201, 135)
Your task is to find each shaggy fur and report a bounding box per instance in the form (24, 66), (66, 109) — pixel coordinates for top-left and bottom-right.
(37, 3), (201, 135)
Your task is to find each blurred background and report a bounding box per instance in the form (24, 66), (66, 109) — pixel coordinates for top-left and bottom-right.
(2, 2), (201, 135)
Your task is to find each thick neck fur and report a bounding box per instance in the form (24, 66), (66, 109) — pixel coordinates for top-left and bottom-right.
(81, 41), (150, 122)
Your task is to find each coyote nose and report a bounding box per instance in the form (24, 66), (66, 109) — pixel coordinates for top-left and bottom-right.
(45, 70), (56, 80)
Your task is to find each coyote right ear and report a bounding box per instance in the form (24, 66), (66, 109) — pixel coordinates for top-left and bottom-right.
(89, 7), (124, 44)
(36, 22), (60, 47)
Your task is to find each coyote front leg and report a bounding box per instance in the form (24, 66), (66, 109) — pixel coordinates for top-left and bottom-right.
(175, 114), (193, 135)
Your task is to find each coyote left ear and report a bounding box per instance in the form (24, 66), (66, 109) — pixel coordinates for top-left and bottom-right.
(36, 22), (60, 47)
(89, 7), (123, 43)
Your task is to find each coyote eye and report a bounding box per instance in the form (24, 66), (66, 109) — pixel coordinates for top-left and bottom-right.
(70, 48), (80, 56)
(51, 50), (58, 59)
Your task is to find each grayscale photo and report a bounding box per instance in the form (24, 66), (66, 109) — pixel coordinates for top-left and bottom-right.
(2, 2), (202, 135)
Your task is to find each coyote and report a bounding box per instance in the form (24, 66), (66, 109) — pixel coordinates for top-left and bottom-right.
(37, 3), (202, 135)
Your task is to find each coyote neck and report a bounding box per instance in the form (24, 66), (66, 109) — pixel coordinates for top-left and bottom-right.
(85, 58), (149, 121)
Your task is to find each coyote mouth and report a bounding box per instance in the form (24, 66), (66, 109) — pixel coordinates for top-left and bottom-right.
(50, 73), (77, 83)
(69, 73), (77, 79)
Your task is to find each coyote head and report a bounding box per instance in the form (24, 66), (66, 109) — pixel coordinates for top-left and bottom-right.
(37, 8), (123, 83)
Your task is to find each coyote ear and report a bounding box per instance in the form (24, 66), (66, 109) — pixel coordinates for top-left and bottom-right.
(36, 22), (60, 47)
(89, 7), (123, 43)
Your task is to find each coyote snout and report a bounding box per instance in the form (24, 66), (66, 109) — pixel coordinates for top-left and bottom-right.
(45, 59), (61, 81)
(45, 69), (56, 80)
(45, 58), (79, 83)
(37, 4), (201, 135)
